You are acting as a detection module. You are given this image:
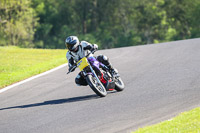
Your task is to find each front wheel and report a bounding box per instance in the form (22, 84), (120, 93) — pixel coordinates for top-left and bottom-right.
(86, 74), (107, 97)
(114, 77), (125, 91)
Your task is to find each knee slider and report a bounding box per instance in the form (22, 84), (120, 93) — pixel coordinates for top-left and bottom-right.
(75, 74), (87, 86)
(75, 78), (81, 86)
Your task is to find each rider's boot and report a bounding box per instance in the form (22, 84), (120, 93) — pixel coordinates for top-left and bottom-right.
(97, 54), (118, 75)
(108, 64), (114, 73)
(107, 61), (121, 78)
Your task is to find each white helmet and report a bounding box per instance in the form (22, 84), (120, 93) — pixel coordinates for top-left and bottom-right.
(65, 36), (80, 52)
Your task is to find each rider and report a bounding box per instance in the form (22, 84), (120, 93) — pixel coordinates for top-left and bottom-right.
(65, 36), (115, 86)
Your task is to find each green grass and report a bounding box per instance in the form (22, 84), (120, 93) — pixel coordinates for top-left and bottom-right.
(134, 107), (200, 133)
(0, 46), (67, 89)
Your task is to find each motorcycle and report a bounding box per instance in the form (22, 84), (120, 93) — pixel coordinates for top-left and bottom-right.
(67, 50), (125, 97)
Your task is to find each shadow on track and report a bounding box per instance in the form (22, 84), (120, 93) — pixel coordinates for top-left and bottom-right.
(0, 94), (99, 111)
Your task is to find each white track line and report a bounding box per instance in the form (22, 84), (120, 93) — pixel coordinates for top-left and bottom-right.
(0, 63), (68, 94)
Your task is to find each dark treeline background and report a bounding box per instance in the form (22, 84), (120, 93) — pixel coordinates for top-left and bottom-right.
(0, 0), (200, 49)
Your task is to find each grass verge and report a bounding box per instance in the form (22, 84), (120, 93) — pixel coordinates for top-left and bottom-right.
(134, 107), (200, 133)
(0, 46), (67, 89)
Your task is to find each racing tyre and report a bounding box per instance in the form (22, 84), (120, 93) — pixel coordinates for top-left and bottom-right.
(86, 74), (107, 97)
(114, 77), (125, 91)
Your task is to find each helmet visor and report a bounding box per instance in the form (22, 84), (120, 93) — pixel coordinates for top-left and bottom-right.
(66, 43), (74, 50)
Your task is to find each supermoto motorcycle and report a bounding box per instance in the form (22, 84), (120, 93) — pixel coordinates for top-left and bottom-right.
(67, 50), (125, 97)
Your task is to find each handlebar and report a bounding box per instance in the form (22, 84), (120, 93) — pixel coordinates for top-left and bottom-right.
(67, 65), (77, 74)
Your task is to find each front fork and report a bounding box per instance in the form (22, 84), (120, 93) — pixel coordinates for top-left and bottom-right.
(82, 66), (102, 85)
(89, 66), (102, 84)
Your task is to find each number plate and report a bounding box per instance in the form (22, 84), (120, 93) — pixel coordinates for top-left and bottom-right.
(77, 57), (89, 71)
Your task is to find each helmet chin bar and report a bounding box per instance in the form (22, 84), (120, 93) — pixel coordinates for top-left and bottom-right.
(72, 46), (79, 52)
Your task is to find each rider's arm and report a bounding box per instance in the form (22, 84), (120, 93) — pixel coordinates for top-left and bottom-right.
(81, 41), (98, 51)
(66, 52), (75, 72)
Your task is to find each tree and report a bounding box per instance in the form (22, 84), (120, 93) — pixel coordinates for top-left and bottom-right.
(2, 0), (199, 49)
(0, 0), (38, 47)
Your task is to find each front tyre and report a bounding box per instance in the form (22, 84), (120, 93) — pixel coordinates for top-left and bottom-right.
(114, 77), (125, 91)
(86, 74), (107, 97)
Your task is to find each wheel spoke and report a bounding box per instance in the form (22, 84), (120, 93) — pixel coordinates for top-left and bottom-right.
(92, 76), (105, 92)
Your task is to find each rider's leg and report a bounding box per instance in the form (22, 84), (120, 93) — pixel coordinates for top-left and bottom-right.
(75, 72), (88, 86)
(96, 54), (115, 72)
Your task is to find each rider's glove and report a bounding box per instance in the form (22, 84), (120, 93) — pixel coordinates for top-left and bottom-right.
(69, 66), (76, 72)
(90, 44), (98, 53)
(93, 44), (98, 50)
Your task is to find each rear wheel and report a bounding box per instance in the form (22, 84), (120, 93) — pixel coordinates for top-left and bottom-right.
(114, 77), (125, 91)
(86, 74), (107, 97)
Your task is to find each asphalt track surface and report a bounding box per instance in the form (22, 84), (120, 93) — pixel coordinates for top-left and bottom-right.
(0, 38), (200, 133)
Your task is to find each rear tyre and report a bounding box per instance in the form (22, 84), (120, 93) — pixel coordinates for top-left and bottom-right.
(86, 74), (107, 97)
(114, 77), (125, 91)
